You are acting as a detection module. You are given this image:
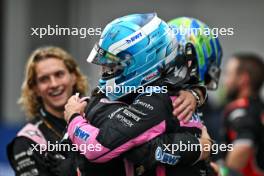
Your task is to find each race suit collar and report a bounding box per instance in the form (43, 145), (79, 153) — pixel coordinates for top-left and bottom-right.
(39, 107), (67, 135)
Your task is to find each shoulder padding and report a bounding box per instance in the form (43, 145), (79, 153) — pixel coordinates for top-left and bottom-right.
(17, 122), (47, 146)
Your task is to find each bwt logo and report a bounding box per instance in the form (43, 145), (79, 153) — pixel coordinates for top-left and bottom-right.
(155, 147), (180, 165)
(74, 127), (90, 141)
(126, 32), (142, 44)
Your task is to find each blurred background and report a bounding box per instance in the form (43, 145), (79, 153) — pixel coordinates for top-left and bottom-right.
(1, 0), (264, 175)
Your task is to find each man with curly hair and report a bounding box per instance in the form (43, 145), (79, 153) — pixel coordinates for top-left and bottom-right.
(7, 46), (88, 176)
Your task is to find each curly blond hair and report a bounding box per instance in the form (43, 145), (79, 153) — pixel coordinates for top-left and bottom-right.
(18, 46), (88, 119)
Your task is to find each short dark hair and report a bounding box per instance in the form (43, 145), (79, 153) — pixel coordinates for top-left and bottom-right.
(232, 52), (264, 93)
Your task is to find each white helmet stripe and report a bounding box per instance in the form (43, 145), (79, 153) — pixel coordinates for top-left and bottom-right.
(108, 14), (162, 55)
(87, 46), (98, 63)
(164, 30), (178, 65)
(164, 47), (178, 65)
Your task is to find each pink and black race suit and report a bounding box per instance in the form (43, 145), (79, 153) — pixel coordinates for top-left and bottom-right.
(67, 91), (207, 176)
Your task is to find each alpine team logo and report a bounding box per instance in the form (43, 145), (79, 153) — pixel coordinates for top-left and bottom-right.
(155, 147), (180, 165)
(74, 127), (90, 141)
(126, 32), (142, 44)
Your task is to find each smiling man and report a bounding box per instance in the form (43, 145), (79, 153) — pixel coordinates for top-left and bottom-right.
(7, 46), (88, 176)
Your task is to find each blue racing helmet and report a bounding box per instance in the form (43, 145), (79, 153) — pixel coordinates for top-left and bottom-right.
(87, 13), (184, 100)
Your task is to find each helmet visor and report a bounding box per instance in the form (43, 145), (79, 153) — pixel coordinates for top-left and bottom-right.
(87, 43), (122, 67)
